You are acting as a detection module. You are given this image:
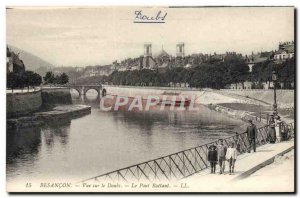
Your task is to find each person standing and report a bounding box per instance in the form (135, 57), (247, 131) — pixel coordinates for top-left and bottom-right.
(207, 145), (218, 174)
(268, 113), (276, 143)
(246, 119), (257, 153)
(216, 139), (227, 174)
(226, 142), (238, 175)
(234, 132), (242, 153)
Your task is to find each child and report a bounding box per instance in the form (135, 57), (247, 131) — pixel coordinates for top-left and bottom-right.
(217, 139), (227, 174)
(207, 145), (218, 174)
(226, 142), (237, 175)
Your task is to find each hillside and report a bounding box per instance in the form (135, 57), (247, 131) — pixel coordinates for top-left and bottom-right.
(7, 45), (55, 74)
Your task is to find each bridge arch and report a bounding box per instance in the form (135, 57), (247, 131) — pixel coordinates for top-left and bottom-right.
(70, 88), (81, 97)
(68, 84), (102, 98)
(84, 88), (100, 98)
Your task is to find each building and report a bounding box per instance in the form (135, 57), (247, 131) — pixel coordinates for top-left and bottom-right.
(117, 43), (187, 71)
(83, 65), (115, 77)
(6, 56), (13, 73)
(274, 41), (294, 62)
(176, 43), (185, 57)
(154, 46), (172, 69)
(228, 81), (253, 90)
(144, 43), (152, 57)
(245, 51), (273, 72)
(141, 43), (156, 69)
(6, 47), (26, 74)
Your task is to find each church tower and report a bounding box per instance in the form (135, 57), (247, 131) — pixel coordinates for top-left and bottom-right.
(144, 43), (152, 57)
(176, 42), (185, 57)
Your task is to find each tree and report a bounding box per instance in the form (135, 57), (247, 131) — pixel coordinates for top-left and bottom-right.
(32, 72), (42, 87)
(43, 71), (55, 84)
(23, 71), (34, 91)
(23, 71), (42, 90)
(59, 72), (69, 85)
(223, 55), (249, 87)
(7, 70), (42, 92)
(184, 68), (194, 88)
(7, 72), (18, 92)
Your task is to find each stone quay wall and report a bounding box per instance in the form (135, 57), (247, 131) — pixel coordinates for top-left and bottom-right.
(41, 87), (72, 106)
(7, 87), (73, 118)
(219, 89), (294, 108)
(7, 90), (42, 118)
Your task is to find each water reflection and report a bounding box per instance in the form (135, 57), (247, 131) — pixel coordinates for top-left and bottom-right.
(7, 127), (41, 165)
(42, 121), (71, 147)
(7, 92), (245, 183)
(108, 106), (241, 137)
(7, 121), (72, 166)
(72, 95), (100, 108)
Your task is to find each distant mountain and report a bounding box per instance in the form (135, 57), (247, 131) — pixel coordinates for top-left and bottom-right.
(7, 45), (55, 75)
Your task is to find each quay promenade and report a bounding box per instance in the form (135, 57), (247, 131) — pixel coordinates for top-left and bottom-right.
(182, 140), (294, 192)
(80, 140), (294, 193)
(82, 122), (294, 187)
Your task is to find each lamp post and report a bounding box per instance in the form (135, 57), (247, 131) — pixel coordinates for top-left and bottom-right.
(272, 70), (285, 141)
(272, 70), (278, 117)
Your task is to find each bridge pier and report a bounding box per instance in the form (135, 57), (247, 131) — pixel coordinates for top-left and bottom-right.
(81, 86), (85, 96)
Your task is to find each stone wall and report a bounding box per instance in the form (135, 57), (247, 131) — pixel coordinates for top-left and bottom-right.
(104, 86), (243, 105)
(7, 90), (42, 118)
(41, 88), (72, 106)
(104, 86), (295, 108)
(219, 89), (294, 108)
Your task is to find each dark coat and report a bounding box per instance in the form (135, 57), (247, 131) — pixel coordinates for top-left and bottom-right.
(208, 150), (218, 162)
(217, 144), (227, 158)
(268, 121), (276, 143)
(247, 124), (257, 139)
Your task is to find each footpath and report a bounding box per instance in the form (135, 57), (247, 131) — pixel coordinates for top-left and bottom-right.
(181, 140), (294, 192)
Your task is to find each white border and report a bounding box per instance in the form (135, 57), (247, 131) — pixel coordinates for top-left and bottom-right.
(1, 0), (299, 197)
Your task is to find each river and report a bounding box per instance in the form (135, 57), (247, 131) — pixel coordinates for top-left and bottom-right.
(7, 90), (245, 184)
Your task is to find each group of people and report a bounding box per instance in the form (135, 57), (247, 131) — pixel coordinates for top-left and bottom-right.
(207, 115), (280, 175)
(207, 119), (259, 175)
(207, 139), (237, 175)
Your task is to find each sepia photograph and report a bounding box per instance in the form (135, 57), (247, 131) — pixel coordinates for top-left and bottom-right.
(5, 6), (295, 193)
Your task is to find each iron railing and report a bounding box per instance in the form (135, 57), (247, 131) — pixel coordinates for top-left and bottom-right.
(82, 122), (294, 183)
(281, 122), (294, 139)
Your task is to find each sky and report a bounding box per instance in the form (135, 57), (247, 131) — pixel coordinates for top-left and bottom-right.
(6, 7), (294, 67)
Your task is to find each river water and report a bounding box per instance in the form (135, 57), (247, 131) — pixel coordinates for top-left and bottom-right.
(7, 91), (244, 183)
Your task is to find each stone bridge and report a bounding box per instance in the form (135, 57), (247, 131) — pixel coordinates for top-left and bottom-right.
(68, 85), (107, 97)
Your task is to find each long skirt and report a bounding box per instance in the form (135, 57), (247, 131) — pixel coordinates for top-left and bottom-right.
(268, 127), (276, 143)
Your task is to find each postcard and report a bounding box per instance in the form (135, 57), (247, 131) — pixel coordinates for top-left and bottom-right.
(6, 6), (295, 193)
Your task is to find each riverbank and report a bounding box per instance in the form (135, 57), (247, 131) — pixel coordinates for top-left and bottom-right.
(103, 86), (293, 107)
(103, 86), (258, 105)
(7, 87), (72, 118)
(7, 104), (91, 129)
(103, 86), (294, 125)
(207, 103), (267, 125)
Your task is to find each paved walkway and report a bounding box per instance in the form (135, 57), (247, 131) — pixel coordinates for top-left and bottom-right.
(181, 140), (294, 192)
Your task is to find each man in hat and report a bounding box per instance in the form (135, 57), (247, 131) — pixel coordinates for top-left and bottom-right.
(207, 144), (218, 174)
(246, 119), (257, 152)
